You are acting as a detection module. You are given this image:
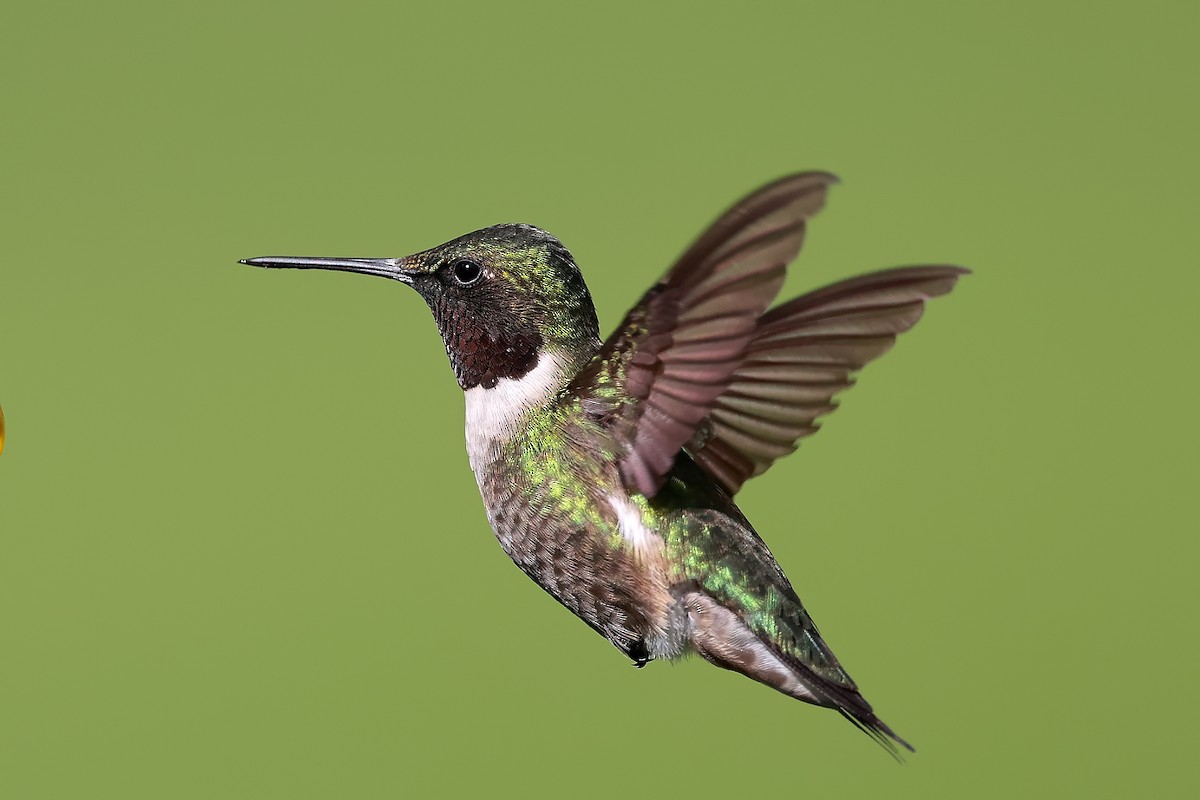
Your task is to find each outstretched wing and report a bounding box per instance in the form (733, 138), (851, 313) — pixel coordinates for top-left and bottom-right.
(569, 172), (839, 497)
(690, 265), (969, 494)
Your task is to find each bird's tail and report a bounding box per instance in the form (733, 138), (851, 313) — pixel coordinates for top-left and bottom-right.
(786, 650), (914, 759)
(684, 589), (914, 759)
(834, 702), (914, 760)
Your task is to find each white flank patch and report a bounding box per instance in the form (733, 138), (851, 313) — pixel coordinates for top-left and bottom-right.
(607, 493), (687, 659)
(606, 493), (658, 558)
(463, 351), (567, 472)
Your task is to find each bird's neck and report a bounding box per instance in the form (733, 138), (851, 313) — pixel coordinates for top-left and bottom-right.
(462, 341), (597, 473)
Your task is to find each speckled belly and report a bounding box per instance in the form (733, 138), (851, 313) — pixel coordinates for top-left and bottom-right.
(473, 455), (685, 662)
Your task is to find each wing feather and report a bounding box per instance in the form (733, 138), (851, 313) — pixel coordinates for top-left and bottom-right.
(691, 265), (968, 493)
(569, 172), (839, 497)
(568, 173), (966, 498)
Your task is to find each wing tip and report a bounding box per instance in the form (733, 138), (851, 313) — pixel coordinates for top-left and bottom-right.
(780, 169), (841, 186)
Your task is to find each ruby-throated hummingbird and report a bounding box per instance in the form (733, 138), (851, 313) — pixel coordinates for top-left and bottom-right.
(243, 173), (965, 755)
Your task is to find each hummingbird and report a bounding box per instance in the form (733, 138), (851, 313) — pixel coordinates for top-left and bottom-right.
(242, 173), (965, 756)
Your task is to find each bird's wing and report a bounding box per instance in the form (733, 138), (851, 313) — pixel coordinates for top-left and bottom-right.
(689, 265), (968, 494)
(568, 172), (838, 497)
(666, 505), (912, 755)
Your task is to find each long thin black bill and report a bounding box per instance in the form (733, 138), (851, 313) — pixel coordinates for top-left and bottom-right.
(239, 256), (411, 283)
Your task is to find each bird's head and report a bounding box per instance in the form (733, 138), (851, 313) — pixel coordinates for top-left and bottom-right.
(243, 224), (600, 390)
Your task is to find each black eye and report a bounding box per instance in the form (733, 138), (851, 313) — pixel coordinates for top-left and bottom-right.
(451, 259), (483, 286)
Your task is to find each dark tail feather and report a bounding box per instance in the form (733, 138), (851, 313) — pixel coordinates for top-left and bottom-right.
(802, 668), (915, 760)
(836, 707), (914, 762)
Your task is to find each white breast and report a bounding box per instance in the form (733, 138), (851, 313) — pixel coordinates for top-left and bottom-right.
(462, 351), (567, 473)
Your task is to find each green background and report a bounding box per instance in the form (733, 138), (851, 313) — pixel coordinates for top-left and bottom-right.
(2, 2), (1195, 797)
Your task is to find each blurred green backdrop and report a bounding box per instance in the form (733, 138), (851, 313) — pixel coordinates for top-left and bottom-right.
(2, 1), (1195, 797)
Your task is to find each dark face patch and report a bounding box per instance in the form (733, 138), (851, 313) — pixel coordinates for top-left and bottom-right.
(404, 224), (600, 391)
(414, 271), (544, 390)
(432, 293), (543, 388)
